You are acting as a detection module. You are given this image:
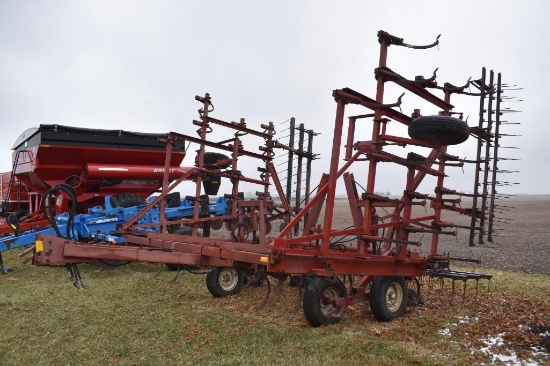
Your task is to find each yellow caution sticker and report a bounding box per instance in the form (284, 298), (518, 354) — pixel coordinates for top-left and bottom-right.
(35, 239), (44, 253)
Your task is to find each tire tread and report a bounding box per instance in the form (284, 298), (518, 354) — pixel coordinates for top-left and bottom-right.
(408, 115), (470, 145)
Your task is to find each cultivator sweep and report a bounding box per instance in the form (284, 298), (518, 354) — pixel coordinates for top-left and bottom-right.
(18, 31), (517, 327)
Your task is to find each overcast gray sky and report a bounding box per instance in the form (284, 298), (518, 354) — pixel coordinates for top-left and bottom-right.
(1, 1), (547, 197)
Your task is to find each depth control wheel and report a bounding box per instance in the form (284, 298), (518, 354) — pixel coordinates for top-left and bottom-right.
(369, 276), (407, 321)
(206, 267), (244, 297)
(303, 277), (347, 327)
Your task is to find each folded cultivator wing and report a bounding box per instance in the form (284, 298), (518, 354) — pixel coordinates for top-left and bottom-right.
(6, 31), (520, 327)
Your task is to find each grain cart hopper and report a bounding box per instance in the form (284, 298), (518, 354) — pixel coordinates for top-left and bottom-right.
(8, 124), (188, 211)
(29, 31), (498, 327)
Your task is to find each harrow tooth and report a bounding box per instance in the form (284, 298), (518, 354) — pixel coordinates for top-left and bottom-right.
(0, 253), (12, 274)
(168, 268), (186, 284)
(254, 274), (271, 311)
(290, 276), (307, 317)
(65, 264), (84, 289)
(150, 264), (164, 280)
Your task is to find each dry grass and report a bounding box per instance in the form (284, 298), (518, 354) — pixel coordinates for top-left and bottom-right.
(1, 196), (548, 365)
(1, 248), (548, 366)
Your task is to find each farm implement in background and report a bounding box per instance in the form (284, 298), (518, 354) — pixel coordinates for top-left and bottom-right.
(2, 193), (228, 281)
(21, 30), (517, 327)
(0, 125), (187, 272)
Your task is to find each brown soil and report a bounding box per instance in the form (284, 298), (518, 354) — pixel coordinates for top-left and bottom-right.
(328, 195), (550, 274)
(437, 195), (550, 275)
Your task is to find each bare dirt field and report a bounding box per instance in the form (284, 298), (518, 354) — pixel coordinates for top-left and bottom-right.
(328, 195), (550, 275)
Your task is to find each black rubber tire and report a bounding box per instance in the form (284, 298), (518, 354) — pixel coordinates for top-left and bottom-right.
(110, 193), (147, 208)
(264, 221), (272, 235)
(164, 264), (180, 272)
(201, 152), (231, 169)
(303, 277), (347, 327)
(243, 273), (265, 287)
(289, 275), (310, 288)
(406, 288), (419, 307)
(289, 275), (302, 288)
(170, 227), (192, 236)
(95, 259), (131, 269)
(210, 219), (224, 231)
(205, 267), (244, 297)
(369, 276), (408, 321)
(170, 226), (208, 237)
(408, 115), (470, 146)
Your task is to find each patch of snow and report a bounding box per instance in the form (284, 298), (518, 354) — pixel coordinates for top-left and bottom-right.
(483, 333), (506, 348)
(457, 315), (479, 324)
(444, 320), (548, 365)
(476, 332), (549, 366)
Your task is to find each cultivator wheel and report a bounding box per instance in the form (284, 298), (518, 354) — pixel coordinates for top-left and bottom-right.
(209, 219), (223, 230)
(369, 276), (407, 321)
(303, 277), (346, 327)
(201, 152), (232, 169)
(206, 267), (244, 297)
(408, 115), (470, 146)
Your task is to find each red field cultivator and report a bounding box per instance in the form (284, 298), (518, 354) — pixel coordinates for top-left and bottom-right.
(25, 31), (517, 326)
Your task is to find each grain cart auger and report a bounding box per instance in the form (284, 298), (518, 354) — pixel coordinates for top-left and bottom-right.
(30, 31), (496, 327)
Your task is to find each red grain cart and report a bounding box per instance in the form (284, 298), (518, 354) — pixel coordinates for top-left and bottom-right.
(0, 124), (187, 236)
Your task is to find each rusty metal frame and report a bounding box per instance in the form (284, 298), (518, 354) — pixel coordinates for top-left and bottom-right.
(32, 31), (494, 283)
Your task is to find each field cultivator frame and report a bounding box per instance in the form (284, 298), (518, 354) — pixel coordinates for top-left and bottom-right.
(30, 31), (511, 326)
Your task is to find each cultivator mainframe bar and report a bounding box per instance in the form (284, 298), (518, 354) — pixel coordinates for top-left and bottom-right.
(30, 31), (500, 327)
